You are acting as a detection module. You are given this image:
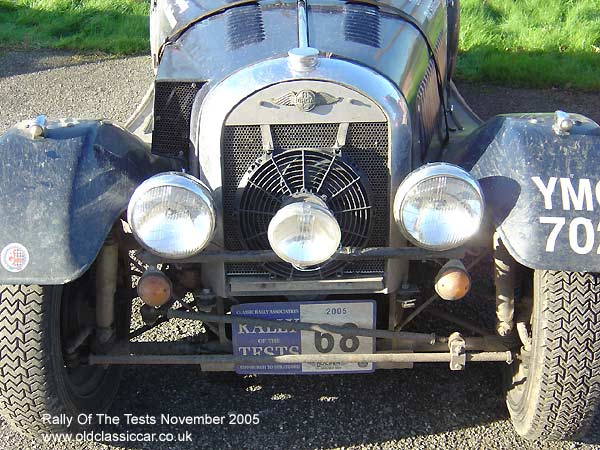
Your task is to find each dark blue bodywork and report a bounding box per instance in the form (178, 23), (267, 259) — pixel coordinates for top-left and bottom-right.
(0, 121), (168, 284)
(447, 113), (600, 272)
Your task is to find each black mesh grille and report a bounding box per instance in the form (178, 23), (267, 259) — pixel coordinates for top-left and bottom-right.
(222, 122), (389, 279)
(225, 259), (386, 277)
(271, 123), (339, 148)
(152, 82), (203, 159)
(222, 125), (263, 236)
(343, 122), (389, 247)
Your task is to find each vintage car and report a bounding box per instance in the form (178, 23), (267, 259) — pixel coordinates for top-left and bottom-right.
(0, 0), (599, 442)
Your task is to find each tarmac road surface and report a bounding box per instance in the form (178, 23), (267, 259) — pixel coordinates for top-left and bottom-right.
(1, 49), (600, 450)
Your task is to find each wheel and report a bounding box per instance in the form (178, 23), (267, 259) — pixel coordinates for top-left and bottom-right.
(0, 270), (128, 436)
(506, 270), (600, 440)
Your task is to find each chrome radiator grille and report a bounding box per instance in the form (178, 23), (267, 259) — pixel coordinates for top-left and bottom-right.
(222, 122), (389, 278)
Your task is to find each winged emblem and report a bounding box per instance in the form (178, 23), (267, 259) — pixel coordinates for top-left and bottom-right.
(270, 90), (342, 112)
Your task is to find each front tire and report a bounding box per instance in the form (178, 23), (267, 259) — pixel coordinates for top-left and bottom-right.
(0, 283), (122, 437)
(506, 270), (600, 440)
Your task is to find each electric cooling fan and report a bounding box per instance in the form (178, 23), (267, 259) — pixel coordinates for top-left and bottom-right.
(236, 148), (373, 278)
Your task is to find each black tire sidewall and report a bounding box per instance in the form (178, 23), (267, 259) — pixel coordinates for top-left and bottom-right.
(504, 270), (545, 437)
(48, 284), (122, 425)
(505, 270), (600, 440)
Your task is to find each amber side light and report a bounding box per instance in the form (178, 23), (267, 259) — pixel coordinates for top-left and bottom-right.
(137, 270), (172, 307)
(434, 260), (471, 301)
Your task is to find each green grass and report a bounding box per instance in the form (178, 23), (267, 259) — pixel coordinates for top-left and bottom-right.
(0, 0), (599, 89)
(458, 0), (600, 90)
(0, 0), (149, 54)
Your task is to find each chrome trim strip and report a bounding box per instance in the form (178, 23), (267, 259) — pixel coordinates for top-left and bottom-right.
(229, 276), (386, 296)
(193, 57), (412, 295)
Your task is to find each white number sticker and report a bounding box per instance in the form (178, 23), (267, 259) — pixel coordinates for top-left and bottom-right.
(540, 217), (565, 252)
(540, 216), (600, 255)
(569, 218), (595, 255)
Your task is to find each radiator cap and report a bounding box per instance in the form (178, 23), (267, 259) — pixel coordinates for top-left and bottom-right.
(288, 47), (319, 72)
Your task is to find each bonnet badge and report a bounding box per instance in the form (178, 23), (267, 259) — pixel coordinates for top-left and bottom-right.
(270, 90), (342, 112)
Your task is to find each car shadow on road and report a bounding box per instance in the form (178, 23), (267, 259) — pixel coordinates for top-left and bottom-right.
(100, 362), (600, 449)
(103, 363), (512, 449)
(0, 50), (145, 79)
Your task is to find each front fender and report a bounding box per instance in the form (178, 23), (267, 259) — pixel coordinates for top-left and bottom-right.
(446, 113), (600, 272)
(0, 120), (170, 284)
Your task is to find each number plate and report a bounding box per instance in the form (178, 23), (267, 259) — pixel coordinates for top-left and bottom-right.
(232, 300), (376, 374)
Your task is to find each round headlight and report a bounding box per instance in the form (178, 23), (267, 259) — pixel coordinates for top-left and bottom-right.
(127, 172), (215, 259)
(393, 163), (484, 251)
(268, 199), (341, 268)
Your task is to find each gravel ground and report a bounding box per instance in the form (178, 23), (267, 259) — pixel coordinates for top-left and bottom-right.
(2, 49), (600, 450)
(0, 51), (153, 132)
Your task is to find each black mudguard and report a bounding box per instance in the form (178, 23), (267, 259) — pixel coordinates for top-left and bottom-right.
(0, 120), (169, 284)
(446, 113), (600, 272)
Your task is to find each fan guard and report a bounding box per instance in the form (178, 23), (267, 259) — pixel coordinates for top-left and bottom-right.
(235, 148), (373, 279)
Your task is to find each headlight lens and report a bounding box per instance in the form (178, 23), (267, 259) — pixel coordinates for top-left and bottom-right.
(393, 163), (484, 250)
(268, 199), (341, 268)
(127, 172), (215, 258)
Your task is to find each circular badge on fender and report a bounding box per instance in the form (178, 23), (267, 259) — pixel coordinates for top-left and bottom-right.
(1, 243), (30, 273)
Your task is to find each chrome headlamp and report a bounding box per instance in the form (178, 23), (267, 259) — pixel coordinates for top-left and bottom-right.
(127, 172), (216, 259)
(268, 196), (341, 268)
(393, 163), (484, 251)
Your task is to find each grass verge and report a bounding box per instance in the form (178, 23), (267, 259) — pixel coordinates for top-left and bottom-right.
(0, 0), (599, 89)
(458, 0), (600, 90)
(0, 0), (149, 54)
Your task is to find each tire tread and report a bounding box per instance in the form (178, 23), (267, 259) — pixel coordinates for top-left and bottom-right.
(525, 271), (600, 440)
(0, 285), (63, 435)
